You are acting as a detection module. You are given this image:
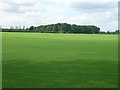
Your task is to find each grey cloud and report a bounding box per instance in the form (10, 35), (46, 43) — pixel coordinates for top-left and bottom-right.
(0, 1), (45, 13)
(70, 2), (117, 12)
(0, 2), (33, 13)
(0, 0), (35, 6)
(10, 2), (35, 6)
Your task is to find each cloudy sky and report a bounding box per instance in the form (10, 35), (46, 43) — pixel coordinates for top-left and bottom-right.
(0, 0), (119, 31)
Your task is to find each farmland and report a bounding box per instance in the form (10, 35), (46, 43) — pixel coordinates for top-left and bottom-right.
(2, 32), (118, 88)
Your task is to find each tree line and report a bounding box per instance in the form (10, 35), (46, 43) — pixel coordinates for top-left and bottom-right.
(1, 23), (119, 34)
(28, 23), (100, 34)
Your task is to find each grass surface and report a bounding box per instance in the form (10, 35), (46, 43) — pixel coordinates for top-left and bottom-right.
(2, 32), (118, 88)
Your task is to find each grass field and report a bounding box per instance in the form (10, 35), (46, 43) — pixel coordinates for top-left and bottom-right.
(2, 32), (118, 88)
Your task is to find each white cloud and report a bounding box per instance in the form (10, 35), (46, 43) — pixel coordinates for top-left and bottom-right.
(0, 0), (118, 31)
(19, 3), (46, 13)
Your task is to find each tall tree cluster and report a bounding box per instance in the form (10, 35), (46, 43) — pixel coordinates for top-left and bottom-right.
(29, 23), (100, 34)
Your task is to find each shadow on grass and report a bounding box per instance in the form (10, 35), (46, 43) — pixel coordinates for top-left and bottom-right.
(2, 59), (118, 88)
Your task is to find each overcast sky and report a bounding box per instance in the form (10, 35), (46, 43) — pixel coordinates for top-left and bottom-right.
(0, 0), (119, 31)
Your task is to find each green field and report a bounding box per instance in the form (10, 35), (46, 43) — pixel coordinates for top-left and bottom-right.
(2, 32), (118, 88)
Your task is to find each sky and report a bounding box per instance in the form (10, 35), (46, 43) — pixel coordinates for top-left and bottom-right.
(0, 0), (119, 31)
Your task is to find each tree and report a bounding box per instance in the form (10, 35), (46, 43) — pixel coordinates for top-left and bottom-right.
(115, 30), (119, 34)
(52, 24), (58, 33)
(15, 26), (18, 30)
(71, 24), (78, 33)
(19, 25), (21, 30)
(29, 26), (34, 32)
(107, 31), (110, 34)
(23, 26), (25, 30)
(10, 26), (14, 30)
(28, 23), (100, 34)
